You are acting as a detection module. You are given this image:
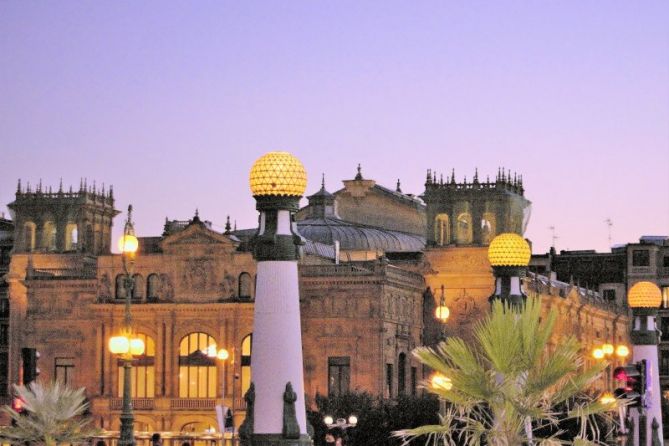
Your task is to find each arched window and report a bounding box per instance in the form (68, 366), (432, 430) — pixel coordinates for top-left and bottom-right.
(23, 222), (36, 252)
(455, 213), (472, 244)
(398, 353), (406, 395)
(433, 214), (450, 246)
(65, 223), (78, 251)
(117, 333), (155, 398)
(132, 274), (144, 299)
(147, 274), (160, 301)
(241, 334), (252, 398)
(481, 213), (496, 244)
(116, 275), (127, 299)
(239, 273), (253, 299)
(42, 221), (57, 251)
(179, 332), (217, 398)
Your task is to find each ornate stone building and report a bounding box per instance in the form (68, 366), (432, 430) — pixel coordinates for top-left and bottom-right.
(0, 170), (631, 435)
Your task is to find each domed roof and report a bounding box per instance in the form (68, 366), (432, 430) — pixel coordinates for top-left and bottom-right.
(249, 151), (307, 197)
(298, 216), (425, 252)
(628, 281), (661, 308)
(488, 233), (531, 267)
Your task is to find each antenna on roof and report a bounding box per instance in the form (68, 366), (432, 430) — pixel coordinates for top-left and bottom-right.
(549, 226), (558, 249)
(604, 218), (613, 248)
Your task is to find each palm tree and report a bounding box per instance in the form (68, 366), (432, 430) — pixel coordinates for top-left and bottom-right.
(0, 381), (98, 446)
(394, 298), (616, 446)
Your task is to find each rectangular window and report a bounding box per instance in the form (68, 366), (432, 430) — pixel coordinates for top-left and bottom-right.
(0, 352), (7, 396)
(0, 299), (9, 318)
(661, 351), (669, 376)
(632, 250), (650, 267)
(411, 367), (417, 396)
(602, 289), (616, 301)
(55, 358), (75, 386)
(0, 324), (8, 346)
(386, 363), (393, 398)
(663, 256), (669, 268)
(328, 357), (350, 396)
(662, 318), (669, 342)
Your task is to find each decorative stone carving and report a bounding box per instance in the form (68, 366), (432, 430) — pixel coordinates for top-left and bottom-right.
(159, 273), (174, 300)
(98, 273), (111, 300)
(220, 271), (236, 298)
(238, 383), (254, 442)
(282, 382), (300, 439)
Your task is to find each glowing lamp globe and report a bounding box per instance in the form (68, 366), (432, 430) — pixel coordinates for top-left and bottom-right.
(323, 415), (334, 426)
(117, 234), (139, 254)
(600, 392), (616, 406)
(217, 349), (230, 361)
(627, 281), (662, 308)
(435, 305), (450, 322)
(129, 338), (145, 356)
(487, 233), (531, 267)
(592, 348), (605, 360)
(615, 345), (630, 358)
(348, 415), (358, 426)
(602, 344), (614, 356)
(109, 336), (130, 354)
(205, 345), (218, 358)
(249, 151), (307, 197)
(430, 373), (453, 391)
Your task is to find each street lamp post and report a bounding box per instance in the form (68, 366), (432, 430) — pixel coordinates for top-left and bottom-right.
(323, 415), (358, 445)
(209, 346), (236, 439)
(109, 205), (143, 446)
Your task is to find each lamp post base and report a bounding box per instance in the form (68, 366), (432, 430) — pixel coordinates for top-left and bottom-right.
(118, 412), (135, 446)
(249, 434), (312, 446)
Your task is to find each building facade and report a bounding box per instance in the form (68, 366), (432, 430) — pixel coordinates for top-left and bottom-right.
(0, 172), (632, 434)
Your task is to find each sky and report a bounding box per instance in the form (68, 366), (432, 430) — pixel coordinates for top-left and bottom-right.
(1, 1), (668, 254)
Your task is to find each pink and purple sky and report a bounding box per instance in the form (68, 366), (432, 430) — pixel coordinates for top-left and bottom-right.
(1, 1), (668, 253)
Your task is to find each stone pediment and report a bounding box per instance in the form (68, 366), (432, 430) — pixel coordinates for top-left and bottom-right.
(161, 223), (236, 250)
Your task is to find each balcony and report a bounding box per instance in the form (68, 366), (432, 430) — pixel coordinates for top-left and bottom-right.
(110, 398), (155, 410)
(170, 398), (217, 410)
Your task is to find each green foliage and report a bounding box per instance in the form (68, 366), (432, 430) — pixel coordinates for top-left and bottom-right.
(307, 392), (439, 445)
(394, 298), (615, 446)
(0, 381), (98, 446)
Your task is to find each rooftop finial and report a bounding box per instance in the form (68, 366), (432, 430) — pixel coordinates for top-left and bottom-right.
(234, 220), (237, 231)
(501, 169), (506, 182)
(440, 174), (443, 185)
(426, 169), (432, 184)
(497, 167), (501, 181)
(16, 179), (21, 194)
(321, 173), (326, 191)
(486, 174), (490, 183)
(396, 179), (402, 193)
(27, 181), (31, 193)
(127, 204), (133, 220)
(38, 179), (42, 193)
(432, 171), (437, 183)
(473, 168), (479, 183)
(507, 169), (511, 183)
(58, 178), (63, 193)
(513, 172), (517, 185)
(195, 208), (199, 218)
(450, 168), (456, 184)
(92, 180), (96, 193)
(109, 185), (114, 198)
(225, 215), (232, 234)
(355, 163), (363, 180)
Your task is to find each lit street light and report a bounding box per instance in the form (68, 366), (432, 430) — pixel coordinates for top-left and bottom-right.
(109, 205), (142, 446)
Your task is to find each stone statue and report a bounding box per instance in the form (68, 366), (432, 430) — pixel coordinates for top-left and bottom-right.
(282, 382), (300, 439)
(159, 274), (174, 301)
(98, 273), (111, 301)
(238, 383), (255, 443)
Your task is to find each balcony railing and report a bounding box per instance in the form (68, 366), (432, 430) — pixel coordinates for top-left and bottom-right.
(170, 398), (217, 410)
(110, 398), (155, 410)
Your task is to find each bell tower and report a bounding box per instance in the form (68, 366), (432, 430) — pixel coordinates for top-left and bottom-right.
(7, 179), (119, 255)
(423, 168), (531, 247)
